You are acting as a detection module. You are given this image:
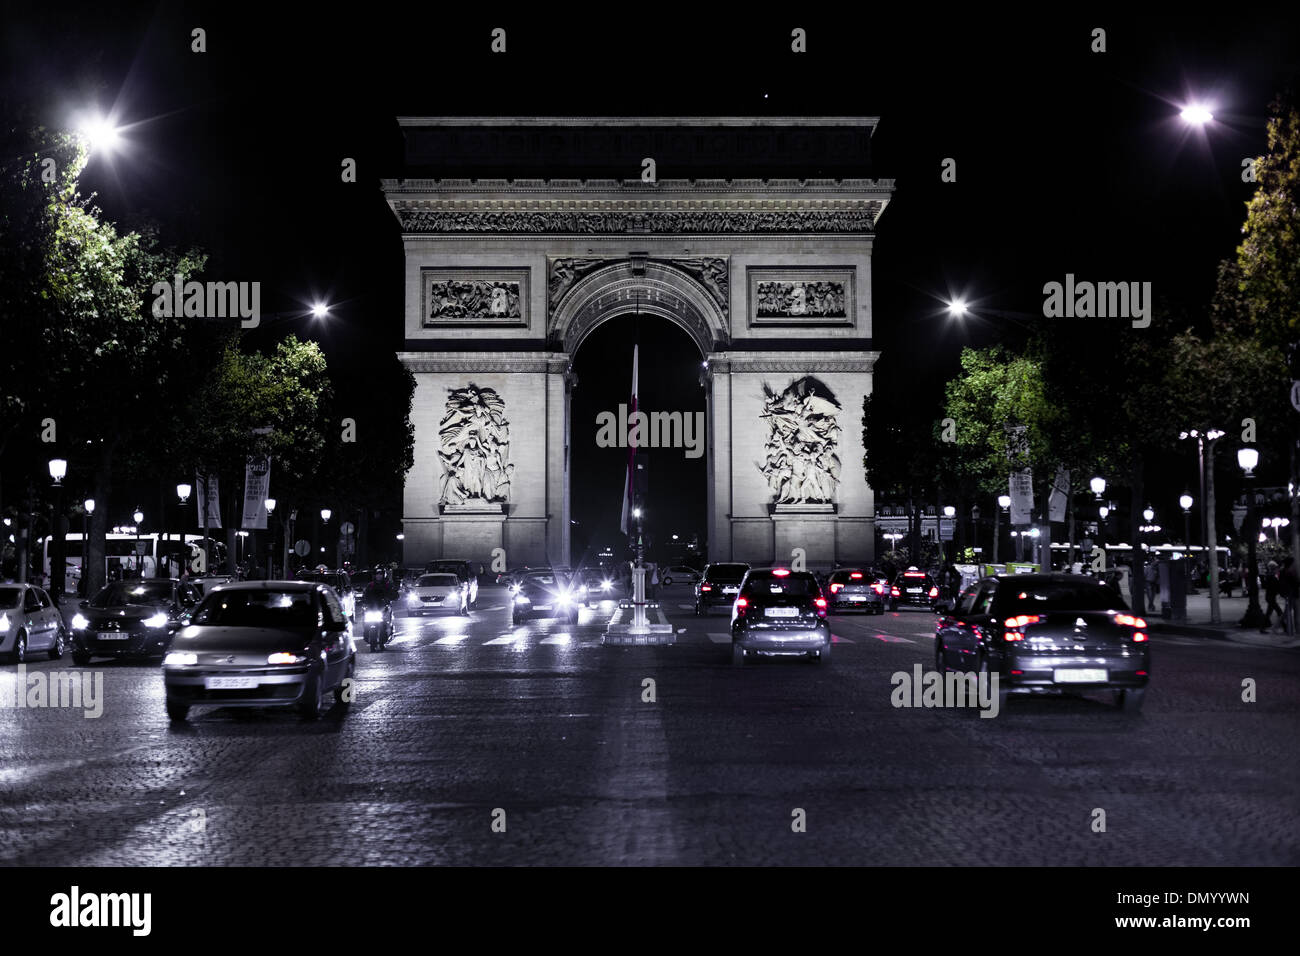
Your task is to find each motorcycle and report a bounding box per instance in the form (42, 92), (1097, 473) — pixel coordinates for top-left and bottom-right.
(359, 597), (394, 652)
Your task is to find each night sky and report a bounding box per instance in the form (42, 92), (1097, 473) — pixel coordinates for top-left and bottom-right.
(4, 7), (1299, 542)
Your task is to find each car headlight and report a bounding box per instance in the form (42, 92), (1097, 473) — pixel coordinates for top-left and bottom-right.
(558, 592), (572, 606)
(363, 609), (384, 623)
(0, 613), (9, 632)
(144, 612), (169, 628)
(267, 652), (308, 664)
(71, 613), (89, 630)
(406, 592), (420, 604)
(514, 594), (530, 604)
(601, 580), (612, 591)
(164, 651), (197, 666)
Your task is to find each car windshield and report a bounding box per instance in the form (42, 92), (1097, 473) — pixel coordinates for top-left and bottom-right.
(996, 580), (1125, 613)
(708, 565), (749, 582)
(522, 573), (564, 589)
(426, 563), (464, 577)
(193, 589), (319, 627)
(742, 574), (819, 597)
(0, 587), (22, 609)
(90, 581), (173, 608)
(298, 573), (342, 589)
(419, 574), (459, 587)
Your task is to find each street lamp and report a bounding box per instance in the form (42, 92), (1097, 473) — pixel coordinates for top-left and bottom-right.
(264, 498), (276, 578)
(81, 498), (94, 596)
(46, 459), (68, 600)
(132, 509), (144, 576)
(1142, 506), (1155, 524)
(1237, 447), (1265, 627)
(177, 483), (191, 504)
(49, 459), (67, 485)
(1090, 476), (1106, 500)
(320, 508), (332, 522)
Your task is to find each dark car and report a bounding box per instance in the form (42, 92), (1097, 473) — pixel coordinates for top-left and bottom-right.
(826, 568), (886, 613)
(888, 568), (940, 611)
(694, 562), (750, 615)
(162, 581), (356, 722)
(425, 559), (479, 609)
(69, 579), (200, 663)
(295, 569), (355, 618)
(731, 568), (831, 665)
(934, 573), (1151, 713)
(575, 567), (615, 607)
(511, 570), (580, 625)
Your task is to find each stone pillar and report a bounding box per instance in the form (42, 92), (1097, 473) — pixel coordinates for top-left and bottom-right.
(545, 361), (570, 565)
(707, 360), (733, 562)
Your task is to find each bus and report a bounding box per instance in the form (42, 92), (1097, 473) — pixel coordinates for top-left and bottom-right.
(38, 533), (228, 594)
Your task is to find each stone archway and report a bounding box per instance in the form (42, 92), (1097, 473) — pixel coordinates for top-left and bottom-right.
(548, 258), (729, 564)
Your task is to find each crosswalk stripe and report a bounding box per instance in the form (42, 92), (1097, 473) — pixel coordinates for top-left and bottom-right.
(434, 634), (470, 644)
(870, 633), (916, 644)
(540, 635), (573, 645)
(482, 635), (520, 645)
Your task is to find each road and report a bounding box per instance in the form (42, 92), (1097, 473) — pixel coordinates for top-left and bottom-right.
(1, 585), (1296, 865)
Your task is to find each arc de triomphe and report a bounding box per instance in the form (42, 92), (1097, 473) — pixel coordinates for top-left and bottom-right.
(383, 117), (891, 569)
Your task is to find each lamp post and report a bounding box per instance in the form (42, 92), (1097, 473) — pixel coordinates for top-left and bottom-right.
(942, 504), (955, 562)
(264, 498), (276, 578)
(1237, 447), (1265, 627)
(320, 508), (332, 569)
(132, 509), (144, 576)
(176, 484), (191, 578)
(82, 498), (94, 596)
(1180, 493), (1195, 593)
(1090, 476), (1106, 501)
(995, 494), (1010, 564)
(47, 459), (67, 601)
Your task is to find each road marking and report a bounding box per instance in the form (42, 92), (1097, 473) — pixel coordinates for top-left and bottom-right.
(871, 633), (916, 644)
(483, 635), (520, 645)
(831, 634), (855, 644)
(485, 605), (505, 611)
(706, 632), (731, 644)
(677, 603), (694, 610)
(540, 635), (572, 645)
(434, 634), (470, 644)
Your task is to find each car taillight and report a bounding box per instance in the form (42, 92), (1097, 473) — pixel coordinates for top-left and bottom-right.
(891, 587), (900, 596)
(849, 572), (862, 580)
(872, 583), (884, 594)
(928, 587), (938, 598)
(1006, 615), (1040, 628)
(1115, 613), (1147, 628)
(1133, 632), (1148, 642)
(830, 583), (843, 594)
(700, 584), (712, 591)
(772, 568), (790, 577)
(1002, 631), (1025, 642)
(814, 597), (827, 614)
(735, 597), (748, 608)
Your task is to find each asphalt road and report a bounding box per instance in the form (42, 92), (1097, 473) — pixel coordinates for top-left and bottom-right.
(0, 585), (1295, 865)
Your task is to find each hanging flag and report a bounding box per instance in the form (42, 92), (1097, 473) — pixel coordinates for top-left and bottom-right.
(1048, 467), (1069, 523)
(619, 343), (639, 537)
(241, 455), (272, 530)
(195, 471), (222, 528)
(1009, 469), (1034, 525)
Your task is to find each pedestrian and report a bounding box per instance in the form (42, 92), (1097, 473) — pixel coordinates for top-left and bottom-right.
(1260, 560), (1282, 633)
(649, 563), (660, 599)
(1280, 556), (1300, 636)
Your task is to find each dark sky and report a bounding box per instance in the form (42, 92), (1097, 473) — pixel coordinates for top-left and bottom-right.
(4, 6), (1299, 537)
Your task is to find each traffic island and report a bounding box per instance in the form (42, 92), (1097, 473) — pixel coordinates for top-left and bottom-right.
(604, 601), (675, 645)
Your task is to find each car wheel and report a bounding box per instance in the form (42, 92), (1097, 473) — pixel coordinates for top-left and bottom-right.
(935, 639), (948, 673)
(1117, 687), (1146, 714)
(334, 663), (354, 707)
(48, 626), (67, 660)
(818, 641), (832, 664)
(72, 650), (91, 666)
(663, 576), (673, 586)
(978, 652), (1009, 714)
(732, 644), (745, 667)
(298, 669), (324, 719)
(166, 701), (190, 723)
(511, 614), (521, 627)
(889, 600), (897, 612)
(9, 631), (26, 664)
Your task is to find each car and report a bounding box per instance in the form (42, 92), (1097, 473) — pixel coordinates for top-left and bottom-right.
(162, 581), (356, 722)
(694, 562), (750, 615)
(511, 570), (580, 625)
(731, 567), (831, 665)
(661, 565), (701, 586)
(424, 560), (479, 609)
(0, 583), (68, 663)
(887, 568), (940, 611)
(404, 573), (468, 616)
(934, 573), (1151, 713)
(295, 569), (355, 618)
(69, 579), (200, 664)
(826, 568), (886, 613)
(573, 568), (615, 607)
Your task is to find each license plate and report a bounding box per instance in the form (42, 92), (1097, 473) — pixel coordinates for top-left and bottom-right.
(765, 607), (799, 618)
(723, 587), (738, 593)
(97, 632), (128, 641)
(536, 604), (552, 611)
(1054, 668), (1107, 683)
(205, 676), (260, 690)
(849, 595), (865, 602)
(907, 588), (922, 594)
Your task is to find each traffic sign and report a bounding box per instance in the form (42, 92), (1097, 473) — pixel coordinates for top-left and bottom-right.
(134, 541), (148, 556)
(1290, 380), (1300, 413)
(294, 539), (311, 557)
(340, 521), (355, 535)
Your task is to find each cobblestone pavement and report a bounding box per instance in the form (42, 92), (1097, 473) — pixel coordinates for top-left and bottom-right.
(1, 586), (1295, 865)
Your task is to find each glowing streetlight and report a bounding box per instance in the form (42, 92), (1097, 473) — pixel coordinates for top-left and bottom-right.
(320, 509), (332, 522)
(311, 303), (330, 319)
(1180, 104), (1213, 125)
(1090, 476), (1106, 500)
(177, 483), (192, 503)
(264, 498), (276, 515)
(942, 505), (956, 518)
(1237, 446), (1259, 476)
(48, 459), (67, 485)
(79, 114), (122, 153)
(947, 299), (969, 318)
(1143, 506), (1155, 523)
(998, 494), (1011, 512)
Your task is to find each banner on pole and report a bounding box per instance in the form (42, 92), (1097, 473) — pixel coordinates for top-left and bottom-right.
(196, 471), (222, 528)
(1048, 468), (1069, 523)
(1009, 470), (1034, 525)
(242, 456), (272, 530)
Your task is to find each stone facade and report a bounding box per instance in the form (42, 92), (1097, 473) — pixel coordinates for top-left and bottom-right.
(386, 119), (891, 569)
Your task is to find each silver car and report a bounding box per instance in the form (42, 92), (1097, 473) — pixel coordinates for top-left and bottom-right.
(163, 582), (355, 722)
(0, 584), (68, 663)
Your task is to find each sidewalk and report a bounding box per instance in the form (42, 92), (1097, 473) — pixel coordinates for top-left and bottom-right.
(1137, 590), (1300, 648)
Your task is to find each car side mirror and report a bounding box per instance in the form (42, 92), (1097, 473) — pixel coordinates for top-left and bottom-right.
(79, 600), (89, 609)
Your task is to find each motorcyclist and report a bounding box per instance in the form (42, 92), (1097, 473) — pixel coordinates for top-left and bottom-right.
(361, 566), (397, 644)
